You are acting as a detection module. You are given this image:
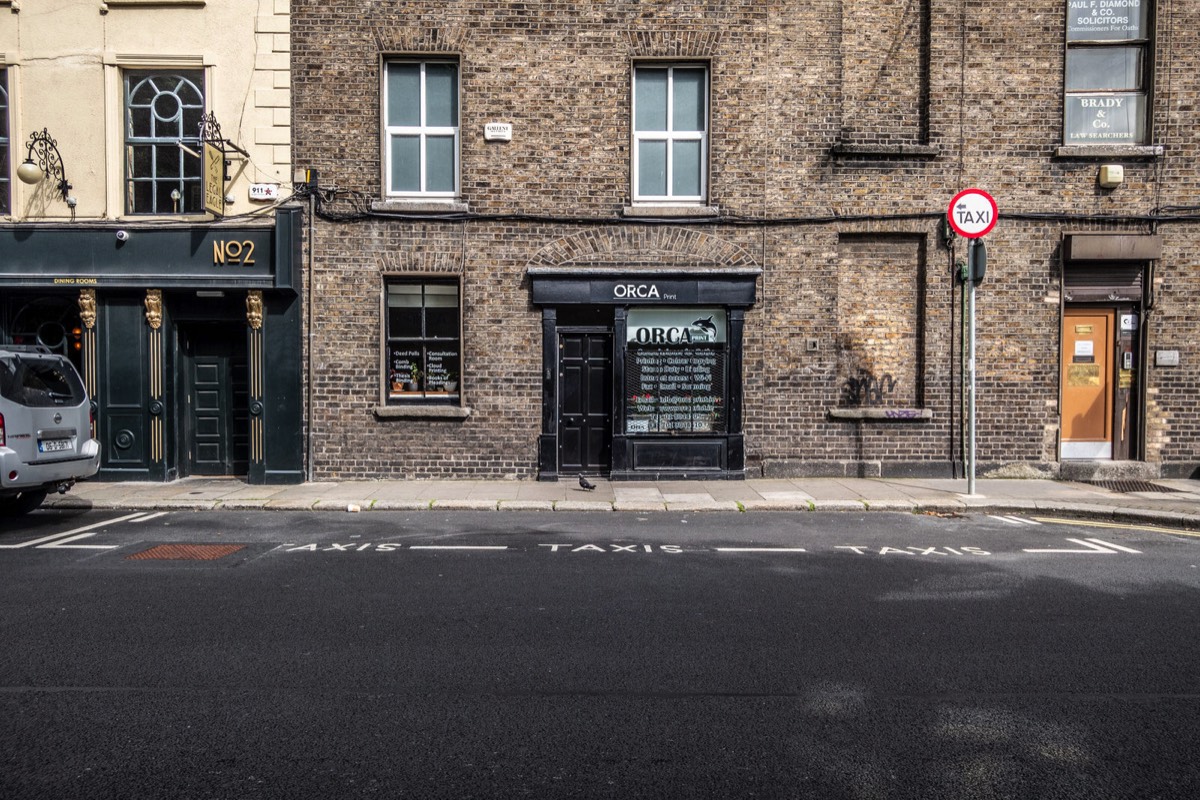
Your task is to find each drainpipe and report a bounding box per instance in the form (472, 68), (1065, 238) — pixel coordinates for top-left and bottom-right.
(306, 191), (316, 483)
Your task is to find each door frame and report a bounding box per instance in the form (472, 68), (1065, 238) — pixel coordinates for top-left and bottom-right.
(1060, 304), (1143, 462)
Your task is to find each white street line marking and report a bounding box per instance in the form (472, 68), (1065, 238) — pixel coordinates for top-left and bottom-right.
(38, 533), (120, 550)
(1032, 517), (1200, 538)
(989, 515), (1040, 526)
(1086, 538), (1141, 554)
(0, 512), (146, 549)
(715, 548), (808, 553)
(129, 511), (168, 523)
(407, 546), (509, 551)
(1023, 538), (1127, 555)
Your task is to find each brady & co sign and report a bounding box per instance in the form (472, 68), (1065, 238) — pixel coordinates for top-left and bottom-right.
(1065, 94), (1145, 144)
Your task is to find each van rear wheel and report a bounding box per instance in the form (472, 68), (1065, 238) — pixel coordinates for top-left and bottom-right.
(0, 490), (48, 515)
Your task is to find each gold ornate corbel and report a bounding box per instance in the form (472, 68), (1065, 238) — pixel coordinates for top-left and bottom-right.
(78, 289), (96, 329)
(144, 289), (163, 330)
(246, 290), (264, 330)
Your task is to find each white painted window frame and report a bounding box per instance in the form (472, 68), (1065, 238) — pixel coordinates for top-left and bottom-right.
(384, 60), (460, 199)
(632, 64), (708, 205)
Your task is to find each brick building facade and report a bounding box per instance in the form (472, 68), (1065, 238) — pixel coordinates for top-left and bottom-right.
(293, 1), (1200, 481)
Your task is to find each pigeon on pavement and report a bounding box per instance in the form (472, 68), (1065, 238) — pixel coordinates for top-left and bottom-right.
(578, 475), (597, 491)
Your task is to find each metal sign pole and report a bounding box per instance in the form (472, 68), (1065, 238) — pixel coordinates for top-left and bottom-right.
(948, 188), (995, 496)
(967, 238), (977, 496)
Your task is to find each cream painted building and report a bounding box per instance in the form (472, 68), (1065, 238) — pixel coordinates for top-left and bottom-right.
(1, 0), (291, 220)
(0, 0), (306, 485)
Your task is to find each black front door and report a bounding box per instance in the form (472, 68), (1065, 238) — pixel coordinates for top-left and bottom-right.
(181, 324), (248, 476)
(558, 329), (612, 475)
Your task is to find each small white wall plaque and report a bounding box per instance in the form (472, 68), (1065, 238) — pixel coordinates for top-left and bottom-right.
(484, 123), (513, 142)
(1156, 350), (1180, 367)
(249, 183), (280, 201)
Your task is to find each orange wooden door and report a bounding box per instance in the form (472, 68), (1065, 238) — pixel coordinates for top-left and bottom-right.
(1061, 309), (1113, 459)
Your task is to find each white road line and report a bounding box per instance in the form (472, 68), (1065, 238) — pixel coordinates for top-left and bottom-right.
(129, 511), (168, 523)
(0, 512), (146, 549)
(715, 548), (808, 553)
(1085, 538), (1142, 554)
(1023, 538), (1127, 554)
(407, 546), (509, 551)
(989, 515), (1040, 526)
(38, 532), (120, 550)
(1032, 517), (1200, 538)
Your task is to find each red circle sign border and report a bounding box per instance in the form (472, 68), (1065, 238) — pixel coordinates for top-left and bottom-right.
(947, 188), (998, 239)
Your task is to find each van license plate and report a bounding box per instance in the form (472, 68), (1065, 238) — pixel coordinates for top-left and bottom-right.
(39, 438), (74, 453)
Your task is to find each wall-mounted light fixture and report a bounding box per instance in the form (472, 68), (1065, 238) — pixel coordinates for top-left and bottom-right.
(1098, 164), (1124, 190)
(17, 128), (76, 211)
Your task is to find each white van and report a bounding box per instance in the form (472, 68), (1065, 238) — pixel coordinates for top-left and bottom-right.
(0, 345), (101, 515)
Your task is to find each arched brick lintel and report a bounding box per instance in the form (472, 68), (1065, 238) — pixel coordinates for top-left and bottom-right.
(527, 227), (759, 271)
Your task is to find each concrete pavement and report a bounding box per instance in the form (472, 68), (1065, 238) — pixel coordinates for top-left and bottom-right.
(43, 475), (1200, 528)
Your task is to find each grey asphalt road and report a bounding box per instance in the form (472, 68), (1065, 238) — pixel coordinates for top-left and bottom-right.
(2, 509), (1199, 799)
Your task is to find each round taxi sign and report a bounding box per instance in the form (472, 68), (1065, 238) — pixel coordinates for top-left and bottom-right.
(947, 188), (998, 239)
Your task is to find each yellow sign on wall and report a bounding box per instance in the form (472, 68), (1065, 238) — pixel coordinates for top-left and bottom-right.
(204, 143), (225, 217)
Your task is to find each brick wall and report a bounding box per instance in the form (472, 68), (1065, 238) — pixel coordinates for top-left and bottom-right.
(294, 1), (1200, 479)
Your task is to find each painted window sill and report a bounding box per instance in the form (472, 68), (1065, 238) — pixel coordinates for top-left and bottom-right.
(374, 405), (472, 420)
(1054, 144), (1163, 160)
(828, 408), (932, 422)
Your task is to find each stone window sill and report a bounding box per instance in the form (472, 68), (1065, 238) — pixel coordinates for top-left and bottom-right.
(375, 405), (472, 420)
(103, 1), (206, 7)
(1054, 144), (1163, 160)
(828, 408), (932, 422)
(622, 204), (720, 219)
(371, 200), (470, 215)
(831, 143), (939, 159)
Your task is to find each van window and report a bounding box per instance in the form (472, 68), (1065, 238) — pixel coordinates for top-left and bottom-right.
(0, 357), (86, 407)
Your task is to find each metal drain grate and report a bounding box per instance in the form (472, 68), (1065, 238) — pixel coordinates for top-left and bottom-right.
(1085, 479), (1181, 494)
(126, 544), (247, 561)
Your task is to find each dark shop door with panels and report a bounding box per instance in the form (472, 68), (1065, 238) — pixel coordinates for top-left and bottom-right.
(558, 330), (612, 475)
(182, 324), (249, 476)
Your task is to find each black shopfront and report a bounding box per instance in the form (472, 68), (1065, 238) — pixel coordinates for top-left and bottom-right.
(531, 269), (759, 481)
(0, 208), (304, 484)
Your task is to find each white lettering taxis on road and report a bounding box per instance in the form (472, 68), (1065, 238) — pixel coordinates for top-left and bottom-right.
(275, 540), (1143, 558)
(540, 544), (683, 553)
(835, 546), (991, 556)
(279, 543), (687, 553)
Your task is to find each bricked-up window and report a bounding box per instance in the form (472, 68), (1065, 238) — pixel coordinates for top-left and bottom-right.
(632, 65), (708, 203)
(0, 69), (9, 215)
(385, 61), (459, 197)
(124, 71), (206, 214)
(386, 281), (461, 404)
(1064, 0), (1152, 145)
